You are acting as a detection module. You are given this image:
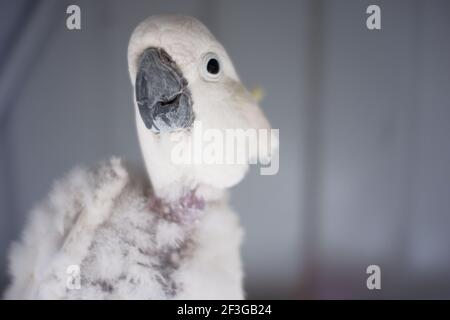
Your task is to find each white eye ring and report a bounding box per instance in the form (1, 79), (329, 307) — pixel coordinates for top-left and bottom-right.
(200, 52), (223, 82)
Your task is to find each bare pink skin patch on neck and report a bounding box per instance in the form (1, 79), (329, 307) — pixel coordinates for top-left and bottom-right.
(148, 189), (205, 224)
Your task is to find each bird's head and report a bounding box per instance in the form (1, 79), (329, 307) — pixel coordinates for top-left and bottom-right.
(128, 15), (276, 201)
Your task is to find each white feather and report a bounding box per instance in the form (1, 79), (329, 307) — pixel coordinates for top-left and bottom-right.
(5, 158), (244, 299)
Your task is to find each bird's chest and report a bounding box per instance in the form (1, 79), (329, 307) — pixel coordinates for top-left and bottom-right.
(73, 205), (243, 299)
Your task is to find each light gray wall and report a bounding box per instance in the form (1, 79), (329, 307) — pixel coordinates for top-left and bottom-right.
(314, 0), (450, 298)
(1, 0), (450, 299)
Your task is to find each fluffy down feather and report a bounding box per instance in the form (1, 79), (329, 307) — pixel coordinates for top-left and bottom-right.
(4, 158), (244, 299)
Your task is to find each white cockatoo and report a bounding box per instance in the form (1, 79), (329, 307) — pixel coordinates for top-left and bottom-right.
(4, 15), (275, 300)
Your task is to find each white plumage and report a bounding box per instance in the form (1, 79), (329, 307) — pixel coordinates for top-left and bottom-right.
(5, 15), (274, 299)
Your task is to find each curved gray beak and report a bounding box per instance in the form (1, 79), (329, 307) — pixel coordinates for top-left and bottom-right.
(135, 48), (194, 134)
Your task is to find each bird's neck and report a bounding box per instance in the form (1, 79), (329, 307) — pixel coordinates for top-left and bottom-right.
(147, 188), (205, 224)
(147, 182), (227, 225)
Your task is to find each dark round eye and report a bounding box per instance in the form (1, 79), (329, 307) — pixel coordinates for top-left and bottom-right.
(201, 52), (223, 81)
(207, 58), (220, 75)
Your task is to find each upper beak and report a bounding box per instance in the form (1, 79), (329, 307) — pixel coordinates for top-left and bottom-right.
(135, 48), (194, 134)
